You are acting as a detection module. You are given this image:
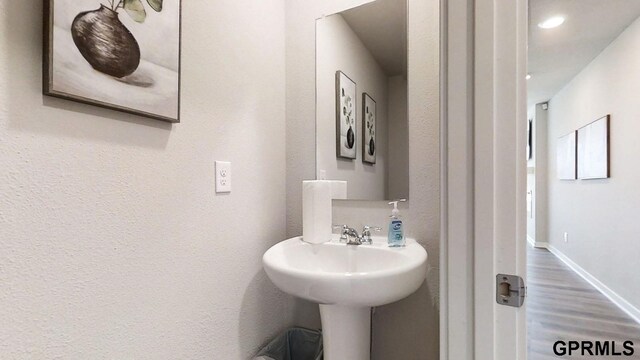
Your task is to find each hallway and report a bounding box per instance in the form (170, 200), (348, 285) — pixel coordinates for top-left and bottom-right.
(527, 247), (640, 359)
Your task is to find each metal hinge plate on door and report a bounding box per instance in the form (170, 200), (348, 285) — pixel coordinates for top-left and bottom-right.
(496, 274), (526, 307)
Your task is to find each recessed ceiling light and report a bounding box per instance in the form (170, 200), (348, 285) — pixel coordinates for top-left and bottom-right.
(526, 74), (532, 80)
(538, 16), (565, 29)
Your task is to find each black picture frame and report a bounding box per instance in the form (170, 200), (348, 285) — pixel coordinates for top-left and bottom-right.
(527, 118), (533, 160)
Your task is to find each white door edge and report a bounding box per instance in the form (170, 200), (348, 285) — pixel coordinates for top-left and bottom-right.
(441, 0), (528, 359)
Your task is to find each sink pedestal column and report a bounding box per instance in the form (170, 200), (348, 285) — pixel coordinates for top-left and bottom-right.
(319, 304), (371, 360)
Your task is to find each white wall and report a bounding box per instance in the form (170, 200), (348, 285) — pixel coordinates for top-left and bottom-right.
(286, 0), (440, 358)
(526, 107), (535, 241)
(316, 14), (389, 200)
(547, 16), (640, 312)
(527, 169), (535, 241)
(527, 103), (548, 246)
(387, 75), (409, 199)
(534, 103), (548, 245)
(0, 0), (295, 358)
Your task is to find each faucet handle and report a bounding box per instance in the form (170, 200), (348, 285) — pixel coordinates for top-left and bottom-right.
(361, 225), (382, 244)
(333, 224), (349, 243)
(362, 225), (382, 232)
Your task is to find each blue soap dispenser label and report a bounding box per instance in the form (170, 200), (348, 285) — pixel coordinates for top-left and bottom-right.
(387, 200), (406, 247)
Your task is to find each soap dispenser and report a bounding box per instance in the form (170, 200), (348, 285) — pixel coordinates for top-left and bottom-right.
(387, 199), (406, 247)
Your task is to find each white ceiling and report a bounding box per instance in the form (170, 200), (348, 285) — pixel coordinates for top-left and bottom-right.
(341, 0), (407, 76)
(528, 0), (640, 108)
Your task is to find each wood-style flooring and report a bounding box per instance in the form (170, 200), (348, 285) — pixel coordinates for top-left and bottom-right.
(527, 246), (640, 359)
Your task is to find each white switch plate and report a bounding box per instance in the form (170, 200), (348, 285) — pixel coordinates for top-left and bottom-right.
(563, 232), (568, 243)
(215, 161), (231, 193)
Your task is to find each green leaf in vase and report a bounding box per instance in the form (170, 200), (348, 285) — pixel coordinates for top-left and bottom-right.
(124, 0), (147, 23)
(146, 0), (163, 12)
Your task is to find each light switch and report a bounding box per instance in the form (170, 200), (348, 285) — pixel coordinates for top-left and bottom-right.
(215, 161), (231, 193)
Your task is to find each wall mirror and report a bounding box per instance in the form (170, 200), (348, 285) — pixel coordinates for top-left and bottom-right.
(315, 0), (408, 201)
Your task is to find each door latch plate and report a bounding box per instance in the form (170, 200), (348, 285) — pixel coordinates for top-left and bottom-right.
(496, 274), (526, 307)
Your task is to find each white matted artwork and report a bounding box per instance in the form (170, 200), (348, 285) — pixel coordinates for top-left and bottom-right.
(335, 71), (357, 159)
(362, 93), (376, 164)
(578, 115), (610, 179)
(44, 0), (181, 122)
(557, 131), (577, 180)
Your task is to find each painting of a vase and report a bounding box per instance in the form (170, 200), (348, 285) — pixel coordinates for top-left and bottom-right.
(44, 0), (182, 123)
(362, 93), (376, 164)
(336, 70), (357, 159)
(71, 5), (141, 78)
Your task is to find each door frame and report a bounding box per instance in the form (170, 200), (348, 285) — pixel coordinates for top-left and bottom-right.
(440, 0), (528, 359)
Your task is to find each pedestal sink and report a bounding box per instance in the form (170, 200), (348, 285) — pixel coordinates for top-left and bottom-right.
(262, 236), (427, 360)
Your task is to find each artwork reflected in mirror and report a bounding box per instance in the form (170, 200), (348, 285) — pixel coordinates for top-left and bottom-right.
(316, 0), (408, 200)
(44, 0), (181, 122)
(363, 93), (376, 164)
(336, 71), (357, 159)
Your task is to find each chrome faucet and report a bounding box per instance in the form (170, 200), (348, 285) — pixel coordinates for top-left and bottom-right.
(361, 225), (382, 244)
(333, 225), (382, 245)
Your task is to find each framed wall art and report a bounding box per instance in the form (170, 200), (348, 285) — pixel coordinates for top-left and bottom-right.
(335, 71), (356, 159)
(578, 115), (610, 179)
(44, 0), (182, 122)
(362, 93), (376, 164)
(527, 118), (533, 160)
(557, 131), (577, 180)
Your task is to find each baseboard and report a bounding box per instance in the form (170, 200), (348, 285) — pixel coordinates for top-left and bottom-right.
(534, 241), (548, 249)
(547, 244), (640, 325)
(527, 235), (535, 247)
(527, 236), (548, 249)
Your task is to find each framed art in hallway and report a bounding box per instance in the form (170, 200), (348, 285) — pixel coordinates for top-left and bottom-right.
(43, 0), (182, 123)
(578, 115), (610, 179)
(335, 71), (357, 159)
(527, 118), (533, 160)
(362, 93), (376, 164)
(557, 131), (577, 180)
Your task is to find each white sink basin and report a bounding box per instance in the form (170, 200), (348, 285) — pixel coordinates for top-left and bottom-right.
(263, 236), (427, 360)
(263, 236), (427, 306)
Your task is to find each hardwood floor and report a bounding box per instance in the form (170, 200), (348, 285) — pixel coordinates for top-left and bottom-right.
(527, 246), (640, 359)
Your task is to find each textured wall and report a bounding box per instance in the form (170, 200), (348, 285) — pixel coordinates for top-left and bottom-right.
(0, 0), (294, 358)
(285, 0), (440, 358)
(370, 0), (441, 357)
(387, 75), (409, 199)
(547, 16), (640, 312)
